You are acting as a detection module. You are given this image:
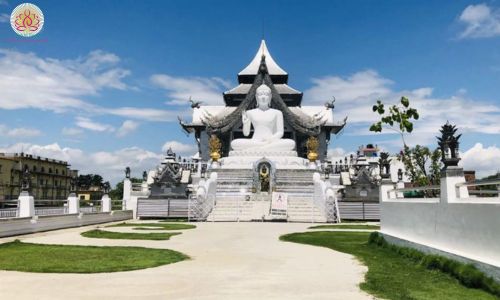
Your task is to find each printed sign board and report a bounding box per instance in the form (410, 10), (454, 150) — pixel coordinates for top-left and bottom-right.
(271, 192), (288, 217)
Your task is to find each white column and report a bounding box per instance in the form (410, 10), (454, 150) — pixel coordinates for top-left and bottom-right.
(141, 181), (148, 193)
(123, 178), (131, 210)
(379, 179), (394, 202)
(18, 191), (35, 218)
(101, 194), (111, 213)
(440, 167), (469, 203)
(396, 181), (405, 198)
(197, 161), (202, 177)
(67, 192), (79, 214)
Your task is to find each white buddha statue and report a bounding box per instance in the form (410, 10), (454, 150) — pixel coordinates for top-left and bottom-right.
(230, 84), (296, 151)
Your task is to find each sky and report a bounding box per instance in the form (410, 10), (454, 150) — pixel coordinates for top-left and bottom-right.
(0, 0), (499, 183)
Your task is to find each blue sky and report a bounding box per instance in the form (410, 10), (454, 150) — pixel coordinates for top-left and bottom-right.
(0, 0), (499, 182)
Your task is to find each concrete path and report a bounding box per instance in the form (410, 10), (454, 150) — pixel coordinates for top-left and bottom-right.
(0, 222), (373, 300)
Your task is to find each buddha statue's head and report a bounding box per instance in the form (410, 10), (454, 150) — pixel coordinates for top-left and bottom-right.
(256, 84), (271, 110)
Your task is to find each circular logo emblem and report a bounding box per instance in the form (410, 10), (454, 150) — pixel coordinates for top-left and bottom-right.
(10, 3), (44, 37)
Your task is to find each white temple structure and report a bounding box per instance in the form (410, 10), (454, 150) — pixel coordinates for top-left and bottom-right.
(177, 40), (346, 222)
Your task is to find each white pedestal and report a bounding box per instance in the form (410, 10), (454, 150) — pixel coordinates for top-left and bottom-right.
(67, 193), (79, 214)
(221, 151), (308, 170)
(101, 194), (111, 213)
(18, 191), (34, 218)
(123, 178), (131, 210)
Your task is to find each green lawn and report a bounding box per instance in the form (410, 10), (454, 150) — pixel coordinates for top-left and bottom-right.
(133, 227), (170, 231)
(309, 224), (380, 230)
(107, 222), (196, 230)
(280, 231), (498, 300)
(160, 218), (189, 222)
(81, 229), (181, 240)
(0, 240), (188, 273)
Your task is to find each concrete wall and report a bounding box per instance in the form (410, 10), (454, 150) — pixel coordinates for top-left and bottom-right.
(381, 198), (500, 268)
(380, 169), (500, 271)
(0, 210), (132, 238)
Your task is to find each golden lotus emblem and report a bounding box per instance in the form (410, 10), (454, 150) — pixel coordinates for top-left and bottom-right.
(11, 3), (44, 37)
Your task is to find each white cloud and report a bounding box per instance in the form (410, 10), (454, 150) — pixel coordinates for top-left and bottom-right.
(0, 49), (131, 113)
(61, 127), (84, 136)
(0, 13), (9, 23)
(458, 4), (500, 38)
(327, 147), (356, 163)
(116, 120), (139, 137)
(461, 143), (500, 177)
(106, 107), (185, 122)
(303, 70), (500, 144)
(151, 74), (231, 106)
(0, 49), (204, 123)
(161, 140), (197, 156)
(0, 143), (162, 185)
(306, 70), (392, 106)
(75, 117), (114, 132)
(0, 125), (42, 137)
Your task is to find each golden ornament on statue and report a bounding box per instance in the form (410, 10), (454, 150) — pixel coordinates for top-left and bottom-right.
(208, 134), (222, 161)
(306, 136), (319, 162)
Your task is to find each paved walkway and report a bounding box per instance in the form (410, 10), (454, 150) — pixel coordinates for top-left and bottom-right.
(0, 222), (373, 300)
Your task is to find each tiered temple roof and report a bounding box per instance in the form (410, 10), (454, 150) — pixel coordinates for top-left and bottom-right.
(224, 40), (303, 106)
(179, 40), (347, 160)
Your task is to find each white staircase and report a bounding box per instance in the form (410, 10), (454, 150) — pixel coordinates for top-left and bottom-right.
(275, 169), (327, 222)
(206, 168), (328, 222)
(207, 169), (258, 221)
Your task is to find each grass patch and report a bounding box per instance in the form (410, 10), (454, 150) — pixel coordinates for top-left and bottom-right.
(160, 218), (189, 222)
(107, 222), (196, 230)
(309, 224), (380, 230)
(133, 227), (169, 231)
(281, 231), (499, 299)
(369, 232), (500, 297)
(0, 240), (188, 273)
(81, 229), (181, 240)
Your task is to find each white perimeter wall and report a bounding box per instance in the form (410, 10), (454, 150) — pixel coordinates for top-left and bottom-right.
(381, 197), (500, 268)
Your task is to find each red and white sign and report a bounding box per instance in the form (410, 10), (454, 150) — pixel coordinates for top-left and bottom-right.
(271, 192), (288, 215)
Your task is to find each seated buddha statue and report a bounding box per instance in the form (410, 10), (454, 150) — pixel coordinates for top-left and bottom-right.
(230, 84), (296, 151)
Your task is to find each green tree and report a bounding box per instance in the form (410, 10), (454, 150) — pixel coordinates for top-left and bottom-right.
(370, 96), (419, 147)
(370, 97), (442, 187)
(109, 178), (142, 200)
(91, 174), (103, 187)
(400, 145), (442, 186)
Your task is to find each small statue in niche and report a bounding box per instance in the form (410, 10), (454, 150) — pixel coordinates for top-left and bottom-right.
(259, 164), (270, 192)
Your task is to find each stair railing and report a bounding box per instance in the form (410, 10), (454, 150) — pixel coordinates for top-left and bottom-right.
(313, 172), (341, 223)
(189, 172), (218, 221)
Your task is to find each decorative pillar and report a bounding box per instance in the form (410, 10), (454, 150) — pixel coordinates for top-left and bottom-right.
(379, 178), (394, 202)
(67, 192), (79, 214)
(101, 194), (111, 213)
(437, 122), (468, 202)
(396, 169), (405, 198)
(18, 191), (35, 218)
(123, 178), (132, 210)
(18, 167), (34, 218)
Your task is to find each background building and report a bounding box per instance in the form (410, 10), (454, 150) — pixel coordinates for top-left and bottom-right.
(0, 153), (78, 203)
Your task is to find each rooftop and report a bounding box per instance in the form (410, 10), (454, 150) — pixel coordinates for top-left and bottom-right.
(237, 40), (289, 84)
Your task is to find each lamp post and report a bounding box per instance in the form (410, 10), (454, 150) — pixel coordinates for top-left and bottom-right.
(379, 152), (391, 179)
(397, 168), (403, 182)
(437, 122), (461, 169)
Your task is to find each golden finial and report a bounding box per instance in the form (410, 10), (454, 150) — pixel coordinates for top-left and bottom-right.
(208, 134), (222, 161)
(306, 136), (319, 162)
